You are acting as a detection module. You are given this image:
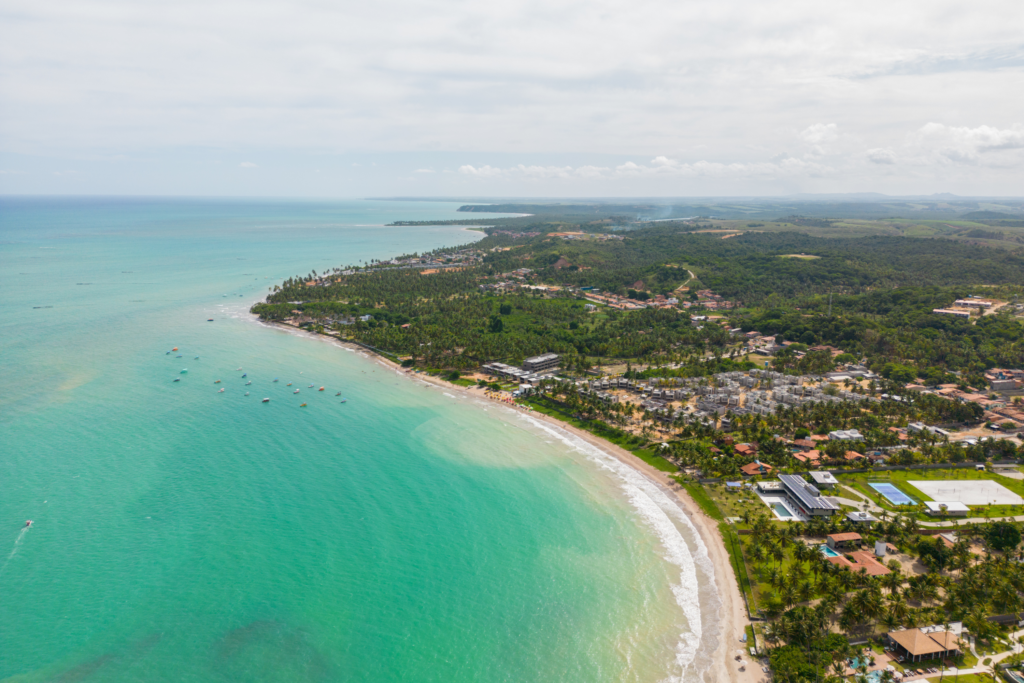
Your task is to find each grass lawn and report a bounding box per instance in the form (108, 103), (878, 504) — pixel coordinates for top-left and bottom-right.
(721, 522), (758, 610)
(702, 483), (774, 521)
(925, 675), (992, 683)
(682, 483), (724, 521)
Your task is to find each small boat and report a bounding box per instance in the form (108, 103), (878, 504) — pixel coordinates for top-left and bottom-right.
(176, 355), (182, 358)
(180, 369), (188, 373)
(173, 378), (180, 382)
(241, 373), (247, 378)
(300, 403), (307, 407)
(335, 392), (341, 396)
(308, 384), (314, 388)
(293, 389), (300, 394)
(218, 388), (225, 393)
(237, 368), (243, 371)
(25, 520), (32, 528)
(165, 351), (170, 355)
(319, 387), (324, 391)
(246, 381), (251, 385)
(207, 319), (214, 322)
(172, 347), (178, 351)
(262, 398), (270, 402)
(286, 382), (292, 386)
(194, 356), (200, 359)
(245, 392), (249, 396)
(214, 380), (221, 384)
(273, 378), (279, 383)
(340, 399), (347, 403)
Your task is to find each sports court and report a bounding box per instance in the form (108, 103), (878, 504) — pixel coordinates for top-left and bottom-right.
(911, 480), (1024, 506)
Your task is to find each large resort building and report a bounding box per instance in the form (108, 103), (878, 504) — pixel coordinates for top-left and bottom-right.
(522, 353), (561, 373)
(778, 474), (841, 517)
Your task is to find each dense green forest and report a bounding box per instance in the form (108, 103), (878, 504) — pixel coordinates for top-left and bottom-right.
(252, 220), (1024, 377)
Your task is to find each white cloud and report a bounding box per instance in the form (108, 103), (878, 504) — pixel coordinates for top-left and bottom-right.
(914, 123), (1024, 163)
(239, 161), (258, 168)
(866, 147), (897, 164)
(0, 0), (1021, 193)
(800, 124), (839, 145)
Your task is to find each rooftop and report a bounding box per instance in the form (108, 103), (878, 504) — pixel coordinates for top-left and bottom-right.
(779, 474), (841, 511)
(889, 628), (960, 656)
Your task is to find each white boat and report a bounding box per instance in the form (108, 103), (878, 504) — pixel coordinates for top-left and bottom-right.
(262, 398), (270, 402)
(245, 392), (249, 396)
(294, 389), (300, 394)
(218, 388), (225, 393)
(246, 381), (251, 385)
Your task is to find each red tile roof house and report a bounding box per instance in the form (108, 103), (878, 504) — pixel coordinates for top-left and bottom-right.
(792, 439), (816, 451)
(740, 462), (773, 476)
(793, 450), (822, 467)
(735, 443), (758, 456)
(844, 451), (866, 462)
(827, 551), (891, 576)
(826, 532), (862, 551)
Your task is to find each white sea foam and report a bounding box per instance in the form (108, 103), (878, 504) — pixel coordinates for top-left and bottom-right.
(516, 413), (722, 683)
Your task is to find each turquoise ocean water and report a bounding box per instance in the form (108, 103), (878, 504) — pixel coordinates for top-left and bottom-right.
(0, 198), (720, 683)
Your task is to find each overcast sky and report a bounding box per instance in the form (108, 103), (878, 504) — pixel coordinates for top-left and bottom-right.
(1, 0), (1023, 196)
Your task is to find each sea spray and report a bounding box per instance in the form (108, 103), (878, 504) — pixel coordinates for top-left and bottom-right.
(0, 526), (31, 579)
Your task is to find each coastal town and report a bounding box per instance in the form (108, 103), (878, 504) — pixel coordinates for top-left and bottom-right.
(253, 217), (1024, 683)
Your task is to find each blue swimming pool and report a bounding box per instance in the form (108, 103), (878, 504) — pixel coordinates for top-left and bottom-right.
(821, 545), (841, 557)
(773, 503), (793, 518)
(869, 482), (916, 506)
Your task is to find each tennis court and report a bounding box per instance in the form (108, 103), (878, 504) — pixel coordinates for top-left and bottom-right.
(869, 482), (916, 506)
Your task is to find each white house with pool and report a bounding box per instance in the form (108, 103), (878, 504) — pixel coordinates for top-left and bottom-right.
(779, 474), (842, 518)
(756, 474), (842, 521)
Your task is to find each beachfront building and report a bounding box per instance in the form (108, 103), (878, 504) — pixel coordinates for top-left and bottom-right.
(778, 474), (841, 517)
(523, 353), (561, 373)
(828, 429), (865, 441)
(888, 626), (961, 663)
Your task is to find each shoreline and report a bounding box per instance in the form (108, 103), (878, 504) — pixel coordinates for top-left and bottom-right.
(267, 321), (761, 683)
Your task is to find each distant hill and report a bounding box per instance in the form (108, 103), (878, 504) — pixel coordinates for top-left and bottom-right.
(961, 210), (1016, 219)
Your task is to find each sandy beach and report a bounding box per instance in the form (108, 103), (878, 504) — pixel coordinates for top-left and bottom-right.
(409, 367), (764, 683)
(274, 324), (763, 683)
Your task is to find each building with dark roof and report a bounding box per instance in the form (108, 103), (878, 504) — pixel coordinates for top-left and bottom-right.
(778, 474), (840, 517)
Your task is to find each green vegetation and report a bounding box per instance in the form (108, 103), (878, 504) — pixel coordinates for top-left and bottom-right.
(681, 482), (724, 520)
(255, 201), (1024, 678)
